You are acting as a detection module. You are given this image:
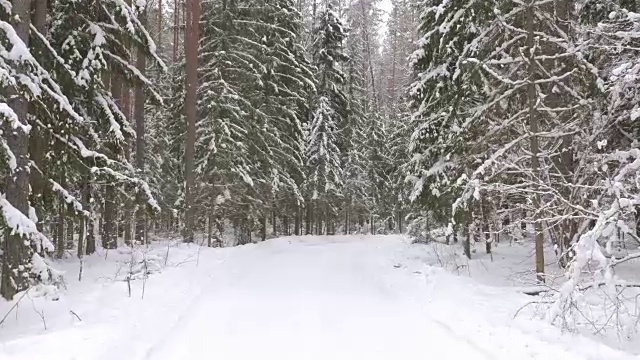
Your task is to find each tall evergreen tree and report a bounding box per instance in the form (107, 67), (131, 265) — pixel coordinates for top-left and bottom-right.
(306, 3), (350, 231)
(0, 0), (161, 298)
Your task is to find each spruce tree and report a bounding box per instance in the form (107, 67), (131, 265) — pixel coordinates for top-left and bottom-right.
(306, 3), (350, 231)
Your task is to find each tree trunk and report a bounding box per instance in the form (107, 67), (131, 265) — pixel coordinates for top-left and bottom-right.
(104, 63), (124, 249)
(84, 186), (96, 255)
(315, 204), (321, 235)
(183, 0), (199, 242)
(136, 4), (148, 245)
(66, 218), (75, 249)
(1, 0), (34, 301)
(272, 210), (277, 236)
(527, 0), (545, 282)
(122, 0), (133, 245)
(207, 210), (213, 247)
(123, 97), (133, 247)
(158, 0), (163, 50)
(77, 215), (86, 258)
(283, 215), (289, 236)
(359, 0), (380, 109)
(453, 224), (458, 243)
(102, 188), (118, 249)
(173, 0), (178, 61)
(29, 0), (48, 231)
(344, 198), (349, 235)
(463, 217), (471, 260)
(56, 204), (65, 258)
(557, 0), (576, 252)
(481, 197), (492, 254)
(305, 201), (312, 235)
(294, 203), (300, 236)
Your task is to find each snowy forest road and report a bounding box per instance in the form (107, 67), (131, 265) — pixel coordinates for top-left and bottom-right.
(1, 236), (634, 360)
(145, 235), (487, 360)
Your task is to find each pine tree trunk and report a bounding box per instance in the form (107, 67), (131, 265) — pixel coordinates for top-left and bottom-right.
(453, 223), (458, 243)
(463, 214), (471, 259)
(102, 186), (118, 249)
(636, 206), (640, 240)
(481, 196), (492, 254)
(359, 0), (380, 110)
(294, 203), (300, 236)
(305, 201), (312, 235)
(283, 215), (289, 236)
(183, 0), (199, 243)
(56, 204), (65, 258)
(557, 0), (576, 252)
(312, 0), (317, 29)
(344, 198), (349, 234)
(123, 107), (132, 246)
(104, 67), (123, 249)
(135, 4), (148, 245)
(158, 0), (163, 50)
(173, 0), (178, 61)
(77, 215), (86, 259)
(66, 218), (75, 249)
(315, 203), (320, 235)
(83, 185), (96, 255)
(207, 210), (213, 247)
(527, 0), (545, 283)
(86, 219), (96, 255)
(261, 215), (267, 241)
(272, 210), (277, 236)
(122, 4), (133, 246)
(0, 0), (34, 301)
(29, 0), (48, 231)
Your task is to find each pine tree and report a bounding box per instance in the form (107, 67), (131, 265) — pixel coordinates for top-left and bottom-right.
(184, 0), (200, 242)
(306, 3), (350, 231)
(197, 0), (314, 242)
(406, 0), (494, 242)
(342, 37), (369, 233)
(1, 0), (38, 300)
(0, 0), (162, 298)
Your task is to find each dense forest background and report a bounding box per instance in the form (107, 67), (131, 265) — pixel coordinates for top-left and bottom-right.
(0, 0), (419, 300)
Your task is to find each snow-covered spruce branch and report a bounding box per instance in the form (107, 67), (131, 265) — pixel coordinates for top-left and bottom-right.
(0, 22), (84, 124)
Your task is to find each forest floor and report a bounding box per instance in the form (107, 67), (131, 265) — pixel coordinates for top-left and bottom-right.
(0, 235), (638, 359)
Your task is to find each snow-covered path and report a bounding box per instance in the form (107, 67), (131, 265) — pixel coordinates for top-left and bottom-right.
(1, 236), (637, 359)
(146, 236), (476, 360)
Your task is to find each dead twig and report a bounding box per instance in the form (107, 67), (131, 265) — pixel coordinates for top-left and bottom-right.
(28, 294), (47, 330)
(69, 310), (82, 322)
(513, 300), (553, 319)
(0, 287), (31, 327)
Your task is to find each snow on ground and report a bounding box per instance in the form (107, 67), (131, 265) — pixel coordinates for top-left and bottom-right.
(0, 235), (638, 359)
(416, 237), (564, 287)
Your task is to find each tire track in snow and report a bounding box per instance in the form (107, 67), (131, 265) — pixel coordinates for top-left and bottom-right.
(425, 314), (497, 360)
(140, 279), (209, 360)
